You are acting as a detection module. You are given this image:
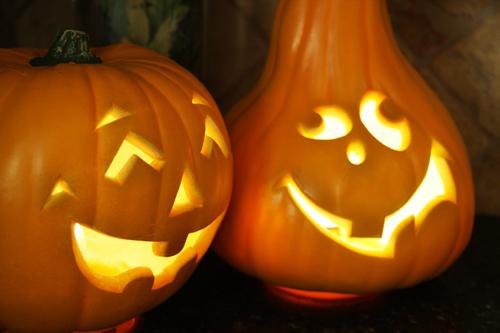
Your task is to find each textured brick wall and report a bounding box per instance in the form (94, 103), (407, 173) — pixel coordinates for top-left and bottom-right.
(203, 0), (500, 216)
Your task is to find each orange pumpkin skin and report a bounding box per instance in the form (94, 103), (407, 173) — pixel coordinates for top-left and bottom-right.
(215, 0), (474, 295)
(0, 42), (232, 333)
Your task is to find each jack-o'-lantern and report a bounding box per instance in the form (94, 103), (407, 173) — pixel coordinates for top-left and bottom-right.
(215, 0), (474, 297)
(0, 30), (232, 333)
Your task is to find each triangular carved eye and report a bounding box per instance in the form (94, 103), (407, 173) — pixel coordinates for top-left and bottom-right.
(43, 177), (76, 210)
(169, 166), (203, 217)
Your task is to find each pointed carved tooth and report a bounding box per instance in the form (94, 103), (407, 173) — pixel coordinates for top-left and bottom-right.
(192, 92), (210, 107)
(170, 166), (203, 217)
(201, 115), (229, 158)
(96, 105), (132, 130)
(105, 132), (165, 185)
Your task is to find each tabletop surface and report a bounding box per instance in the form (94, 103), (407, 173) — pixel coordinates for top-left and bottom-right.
(131, 215), (500, 333)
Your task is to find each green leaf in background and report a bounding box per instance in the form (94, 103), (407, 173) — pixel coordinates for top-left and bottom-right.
(99, 0), (190, 57)
(149, 4), (189, 55)
(100, 0), (129, 38)
(145, 0), (167, 33)
(125, 0), (150, 45)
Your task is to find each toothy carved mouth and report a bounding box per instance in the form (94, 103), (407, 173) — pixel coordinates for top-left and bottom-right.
(282, 140), (456, 258)
(71, 223), (207, 293)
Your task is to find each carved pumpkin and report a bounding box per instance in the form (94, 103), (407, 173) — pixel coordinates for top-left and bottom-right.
(215, 0), (474, 296)
(0, 31), (232, 333)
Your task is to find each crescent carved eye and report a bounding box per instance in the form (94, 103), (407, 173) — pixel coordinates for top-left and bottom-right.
(359, 91), (411, 151)
(298, 106), (353, 140)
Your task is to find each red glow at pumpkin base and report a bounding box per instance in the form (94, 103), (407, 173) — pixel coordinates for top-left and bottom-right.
(74, 317), (138, 333)
(266, 285), (377, 306)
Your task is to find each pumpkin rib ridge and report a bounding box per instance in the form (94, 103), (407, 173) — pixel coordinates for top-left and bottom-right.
(219, 0), (316, 282)
(127, 59), (218, 117)
(77, 65), (100, 329)
(0, 70), (30, 113)
(133, 59), (188, 77)
(433, 166), (470, 276)
(81, 65), (99, 229)
(250, 1), (314, 158)
(126, 61), (207, 119)
(120, 61), (217, 207)
(368, 1), (471, 281)
(96, 45), (169, 67)
(364, 2), (420, 289)
(350, 3), (384, 286)
(110, 65), (169, 240)
(433, 126), (473, 271)
(115, 63), (200, 187)
(120, 59), (207, 101)
(322, 1), (334, 102)
(241, 71), (299, 277)
(362, 1), (375, 90)
(365, 2), (456, 288)
(254, 7), (310, 145)
(125, 59), (231, 181)
(125, 64), (205, 191)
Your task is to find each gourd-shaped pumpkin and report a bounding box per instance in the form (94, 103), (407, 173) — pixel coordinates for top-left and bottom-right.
(215, 0), (474, 296)
(0, 30), (232, 333)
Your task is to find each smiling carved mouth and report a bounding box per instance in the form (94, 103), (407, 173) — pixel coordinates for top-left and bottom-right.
(282, 140), (456, 258)
(71, 220), (216, 293)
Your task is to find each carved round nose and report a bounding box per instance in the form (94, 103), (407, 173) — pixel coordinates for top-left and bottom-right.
(346, 140), (366, 165)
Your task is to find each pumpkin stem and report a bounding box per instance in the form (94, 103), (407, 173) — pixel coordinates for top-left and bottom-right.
(30, 29), (102, 67)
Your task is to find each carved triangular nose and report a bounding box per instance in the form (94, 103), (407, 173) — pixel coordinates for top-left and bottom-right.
(346, 140), (366, 165)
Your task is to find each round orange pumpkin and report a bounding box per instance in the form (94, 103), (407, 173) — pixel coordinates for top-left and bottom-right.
(215, 0), (474, 296)
(0, 30), (232, 333)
